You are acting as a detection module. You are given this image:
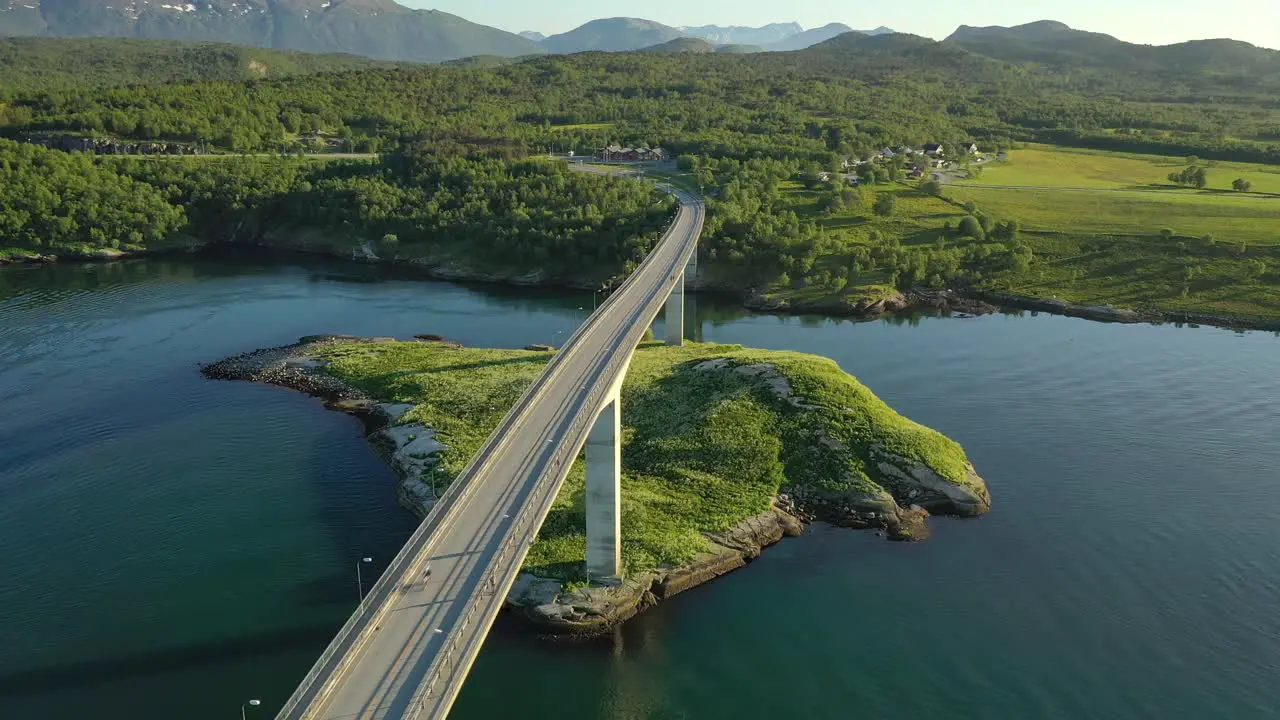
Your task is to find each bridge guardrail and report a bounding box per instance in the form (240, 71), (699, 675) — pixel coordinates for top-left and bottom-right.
(275, 193), (698, 720)
(406, 193), (705, 717)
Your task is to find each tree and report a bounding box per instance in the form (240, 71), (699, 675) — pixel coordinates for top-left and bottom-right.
(841, 187), (864, 210)
(819, 191), (844, 215)
(677, 154), (698, 171)
(958, 216), (985, 240)
(378, 233), (400, 255)
(1232, 178), (1253, 193)
(1192, 167), (1208, 189)
(991, 219), (1020, 242)
(1160, 228), (1175, 240)
(920, 179), (943, 196)
(800, 165), (825, 189)
(1010, 245), (1033, 274)
(873, 192), (896, 216)
(1169, 165), (1208, 189)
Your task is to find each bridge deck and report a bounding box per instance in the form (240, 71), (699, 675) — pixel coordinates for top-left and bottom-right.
(276, 186), (704, 720)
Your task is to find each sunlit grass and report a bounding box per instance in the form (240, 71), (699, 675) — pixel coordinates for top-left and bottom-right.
(319, 341), (977, 581)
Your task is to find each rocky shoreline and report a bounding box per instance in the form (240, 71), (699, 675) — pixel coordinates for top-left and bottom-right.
(744, 286), (1280, 332)
(10, 243), (1277, 333)
(201, 334), (987, 637)
(201, 336), (809, 636)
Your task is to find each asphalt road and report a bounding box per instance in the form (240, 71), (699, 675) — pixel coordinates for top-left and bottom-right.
(276, 185), (704, 720)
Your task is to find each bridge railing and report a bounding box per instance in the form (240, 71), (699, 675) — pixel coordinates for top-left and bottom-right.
(276, 192), (700, 720)
(274, 242), (636, 720)
(406, 194), (705, 717)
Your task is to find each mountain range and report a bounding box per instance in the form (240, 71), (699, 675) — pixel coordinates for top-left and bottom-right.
(0, 2), (1273, 76)
(0, 3), (894, 60)
(0, 0), (541, 62)
(946, 20), (1280, 75)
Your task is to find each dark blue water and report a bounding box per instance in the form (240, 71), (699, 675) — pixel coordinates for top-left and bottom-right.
(1, 256), (1277, 719)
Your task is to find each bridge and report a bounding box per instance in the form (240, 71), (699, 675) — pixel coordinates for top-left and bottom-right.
(275, 183), (704, 720)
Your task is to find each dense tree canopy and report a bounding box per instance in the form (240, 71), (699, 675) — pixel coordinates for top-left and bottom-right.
(0, 140), (672, 279)
(0, 139), (184, 252)
(4, 36), (1280, 163)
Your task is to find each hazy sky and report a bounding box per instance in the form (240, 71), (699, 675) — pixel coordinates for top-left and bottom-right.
(409, 0), (1279, 49)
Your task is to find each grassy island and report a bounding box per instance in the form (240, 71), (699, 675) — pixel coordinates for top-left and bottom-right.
(315, 340), (989, 584)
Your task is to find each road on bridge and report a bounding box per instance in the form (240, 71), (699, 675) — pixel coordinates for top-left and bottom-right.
(275, 184), (704, 720)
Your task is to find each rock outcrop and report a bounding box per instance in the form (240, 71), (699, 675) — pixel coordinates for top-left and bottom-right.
(506, 508), (803, 635)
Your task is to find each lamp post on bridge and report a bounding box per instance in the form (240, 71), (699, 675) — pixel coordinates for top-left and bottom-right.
(241, 699), (260, 720)
(356, 557), (373, 603)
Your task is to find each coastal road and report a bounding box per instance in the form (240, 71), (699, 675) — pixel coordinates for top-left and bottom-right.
(275, 184), (704, 720)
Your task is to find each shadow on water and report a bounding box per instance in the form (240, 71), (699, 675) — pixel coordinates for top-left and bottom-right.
(288, 403), (418, 647)
(0, 625), (337, 699)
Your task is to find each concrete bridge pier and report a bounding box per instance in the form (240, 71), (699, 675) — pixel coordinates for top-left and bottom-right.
(663, 252), (697, 346)
(585, 389), (622, 583)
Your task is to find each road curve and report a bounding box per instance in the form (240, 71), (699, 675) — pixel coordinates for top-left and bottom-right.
(275, 184), (704, 720)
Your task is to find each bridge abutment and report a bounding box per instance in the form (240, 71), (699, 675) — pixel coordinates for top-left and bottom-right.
(585, 390), (622, 582)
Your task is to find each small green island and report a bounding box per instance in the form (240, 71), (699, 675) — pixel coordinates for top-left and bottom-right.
(204, 336), (990, 634)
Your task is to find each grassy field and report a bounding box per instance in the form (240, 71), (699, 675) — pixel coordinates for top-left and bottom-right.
(319, 341), (979, 581)
(946, 144), (1280, 243)
(718, 165), (1280, 321)
(978, 233), (1280, 319)
(960, 143), (1280, 194)
(946, 186), (1280, 244)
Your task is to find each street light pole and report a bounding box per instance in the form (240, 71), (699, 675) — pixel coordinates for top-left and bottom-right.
(242, 699), (261, 720)
(356, 557), (373, 603)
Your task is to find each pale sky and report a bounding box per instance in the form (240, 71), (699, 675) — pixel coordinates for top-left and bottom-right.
(406, 0), (1280, 49)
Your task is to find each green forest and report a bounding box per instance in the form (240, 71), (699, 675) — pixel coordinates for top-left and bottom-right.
(1, 33), (1277, 323)
(0, 140), (673, 278)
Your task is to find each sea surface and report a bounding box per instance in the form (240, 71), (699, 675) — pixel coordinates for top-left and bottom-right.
(0, 255), (1277, 719)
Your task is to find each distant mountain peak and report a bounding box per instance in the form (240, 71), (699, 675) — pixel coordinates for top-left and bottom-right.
(639, 36), (715, 54)
(946, 18), (1280, 74)
(538, 17), (683, 53)
(0, 0), (541, 63)
(679, 22), (802, 46)
(765, 22), (854, 51)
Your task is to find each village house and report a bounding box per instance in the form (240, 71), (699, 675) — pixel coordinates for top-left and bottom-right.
(963, 142), (980, 154)
(922, 143), (945, 156)
(298, 130), (343, 151)
(598, 145), (667, 162)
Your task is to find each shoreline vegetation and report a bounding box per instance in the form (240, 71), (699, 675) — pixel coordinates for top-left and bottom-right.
(2, 137), (1275, 333)
(202, 336), (990, 636)
(5, 30), (1280, 336)
(6, 240), (1277, 333)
